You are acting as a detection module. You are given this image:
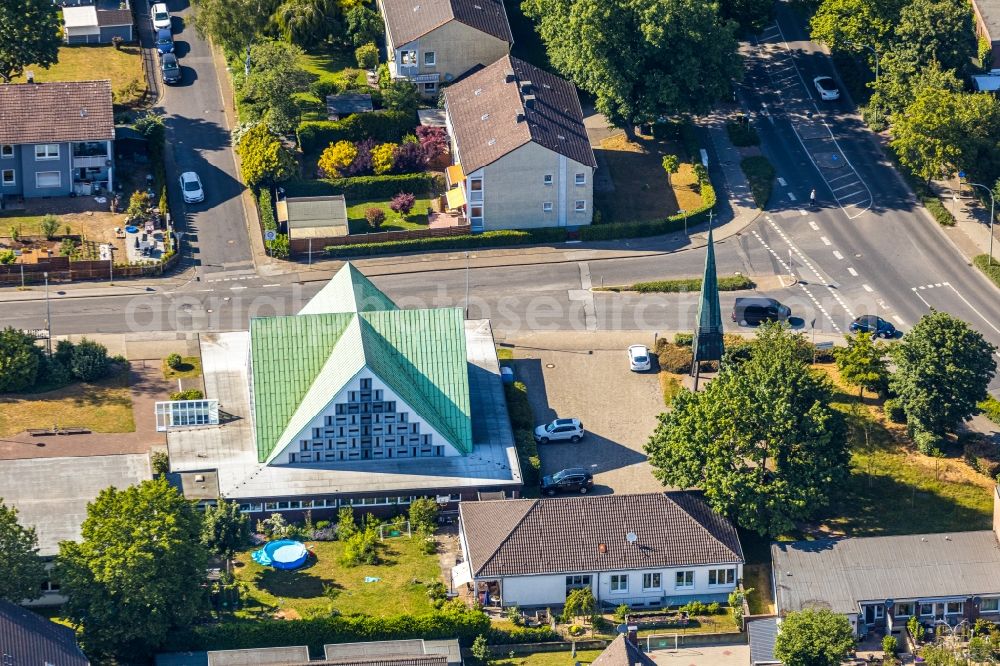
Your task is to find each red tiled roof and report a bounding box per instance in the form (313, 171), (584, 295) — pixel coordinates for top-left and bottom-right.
(0, 81), (115, 145)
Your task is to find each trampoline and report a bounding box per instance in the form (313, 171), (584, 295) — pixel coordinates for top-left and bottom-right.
(252, 539), (309, 570)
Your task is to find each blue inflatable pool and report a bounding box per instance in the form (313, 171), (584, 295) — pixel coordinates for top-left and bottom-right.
(252, 539), (309, 570)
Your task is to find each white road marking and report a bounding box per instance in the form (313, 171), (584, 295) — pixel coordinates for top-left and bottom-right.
(820, 236), (831, 245)
(827, 172), (856, 183)
(862, 284), (873, 292)
(838, 190), (865, 200)
(230, 285), (247, 291)
(892, 315), (905, 325)
(847, 267), (858, 276)
(788, 192), (797, 201)
(777, 177), (787, 186)
(833, 250), (844, 260)
(799, 209), (808, 216)
(832, 181), (860, 192)
(262, 283), (280, 287)
(809, 221), (819, 231)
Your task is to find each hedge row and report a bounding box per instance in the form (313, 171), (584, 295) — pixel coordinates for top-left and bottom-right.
(600, 275), (754, 293)
(326, 227), (568, 258)
(258, 189), (277, 231)
(741, 156), (775, 209)
(973, 254), (1000, 289)
(578, 183), (716, 241)
(505, 380), (540, 488)
(980, 396), (1000, 425)
(297, 111), (416, 154)
(923, 195), (956, 226)
(284, 173), (442, 200)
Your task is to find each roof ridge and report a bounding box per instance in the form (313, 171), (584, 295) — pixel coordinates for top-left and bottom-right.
(474, 498), (538, 575)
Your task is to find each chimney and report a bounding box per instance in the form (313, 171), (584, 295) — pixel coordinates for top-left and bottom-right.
(520, 80), (533, 94)
(626, 625), (639, 646)
(26, 71), (35, 83)
(597, 543), (607, 554)
(516, 112), (525, 123)
(504, 69), (515, 84)
(523, 94), (536, 109)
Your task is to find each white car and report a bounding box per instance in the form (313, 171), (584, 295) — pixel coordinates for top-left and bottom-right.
(628, 344), (651, 371)
(151, 3), (172, 31)
(813, 76), (840, 101)
(179, 171), (204, 203)
(533, 418), (584, 444)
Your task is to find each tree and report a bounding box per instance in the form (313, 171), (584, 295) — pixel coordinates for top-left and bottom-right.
(346, 5), (383, 45)
(893, 0), (976, 79)
(890, 85), (969, 183)
(381, 79), (420, 115)
(836, 332), (889, 399)
(0, 0), (60, 83)
(0, 500), (46, 603)
(201, 499), (250, 563)
(0, 327), (42, 393)
(372, 143), (397, 175)
(645, 324), (848, 535)
(390, 192), (416, 217)
(70, 338), (109, 382)
(662, 154), (680, 187)
(416, 125), (448, 164)
(191, 0), (277, 54)
(809, 0), (902, 55)
(365, 207), (387, 229)
(318, 140), (359, 177)
(889, 310), (997, 438)
(355, 42), (378, 69)
(470, 635), (491, 665)
(40, 214), (59, 240)
(273, 0), (342, 48)
(56, 478), (208, 661)
(774, 609), (856, 666)
(562, 586), (597, 623)
(523, 0), (740, 137)
(408, 497), (439, 531)
(871, 58), (963, 123)
(237, 123), (297, 187)
(718, 0), (773, 32)
(236, 40), (312, 134)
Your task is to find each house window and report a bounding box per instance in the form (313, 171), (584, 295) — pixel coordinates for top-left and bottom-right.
(543, 174), (553, 185)
(575, 172), (586, 185)
(1, 169), (13, 186)
(708, 568), (736, 586)
(981, 598), (999, 613)
(566, 575), (591, 592)
(0, 145), (12, 158)
(542, 201), (553, 212)
(35, 144), (59, 160)
(401, 50), (417, 66)
(470, 205), (483, 220)
(642, 573), (661, 591)
(574, 200), (587, 212)
(874, 605), (885, 619)
(895, 602), (914, 617)
(919, 603), (934, 617)
(946, 601), (964, 615)
(675, 571), (694, 589)
(610, 574), (628, 593)
(423, 82), (437, 93)
(35, 171), (61, 189)
(469, 177), (483, 201)
(424, 51), (436, 66)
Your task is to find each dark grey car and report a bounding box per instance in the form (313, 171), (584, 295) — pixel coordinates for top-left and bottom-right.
(160, 53), (181, 84)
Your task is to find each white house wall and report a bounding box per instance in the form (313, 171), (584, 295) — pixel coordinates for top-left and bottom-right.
(501, 574), (570, 607)
(269, 370), (461, 465)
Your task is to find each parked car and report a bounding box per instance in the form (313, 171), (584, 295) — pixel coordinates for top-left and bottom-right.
(155, 28), (174, 55)
(178, 171), (204, 203)
(628, 344), (651, 372)
(813, 76), (840, 101)
(533, 418), (584, 444)
(151, 3), (171, 31)
(732, 297), (791, 326)
(540, 468), (594, 496)
(849, 314), (897, 338)
(160, 53), (181, 85)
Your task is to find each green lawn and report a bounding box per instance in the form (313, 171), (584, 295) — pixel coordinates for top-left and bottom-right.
(295, 48), (369, 121)
(492, 650), (605, 665)
(0, 213), (49, 237)
(233, 536), (442, 618)
(163, 356), (203, 380)
(14, 45), (147, 106)
(347, 197), (432, 233)
(974, 254), (1000, 290)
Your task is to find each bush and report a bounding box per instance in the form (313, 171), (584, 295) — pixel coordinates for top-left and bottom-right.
(726, 121), (759, 147)
(284, 173), (439, 200)
(741, 156), (775, 209)
(355, 42), (378, 69)
(408, 497), (439, 531)
(674, 332), (694, 346)
(389, 192), (416, 216)
(883, 635), (897, 656)
(679, 120), (701, 159)
(656, 342), (693, 373)
(258, 189), (277, 232)
(913, 429), (943, 456)
(170, 389), (205, 401)
(963, 438), (1000, 478)
(326, 227), (567, 258)
(40, 214), (60, 240)
(488, 624), (559, 644)
(297, 111), (416, 154)
(923, 196), (956, 226)
(310, 79), (342, 101)
(973, 254), (1000, 289)
(318, 141), (359, 178)
(979, 396), (1000, 425)
(884, 398), (906, 423)
(627, 275), (754, 293)
(70, 339), (110, 382)
(151, 451), (170, 477)
(614, 604), (630, 623)
(165, 353), (182, 369)
(365, 207), (386, 229)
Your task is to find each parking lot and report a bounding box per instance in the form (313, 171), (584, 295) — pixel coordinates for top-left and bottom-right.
(508, 333), (667, 495)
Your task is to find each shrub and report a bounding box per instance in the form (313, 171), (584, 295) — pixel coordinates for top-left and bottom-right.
(505, 605), (524, 626)
(487, 624), (559, 644)
(326, 227), (567, 257)
(505, 381), (540, 487)
(365, 207), (386, 229)
(726, 121), (759, 147)
(170, 389), (205, 401)
(297, 111), (416, 154)
(310, 79), (341, 101)
(923, 196), (956, 226)
(657, 342), (693, 373)
(70, 339), (110, 382)
(979, 396), (1000, 425)
(318, 141), (359, 178)
(679, 121), (701, 158)
(392, 141), (425, 173)
(284, 173), (439, 200)
(416, 125), (448, 163)
(883, 635), (897, 656)
(614, 604), (630, 623)
(372, 143), (397, 175)
(912, 429), (943, 456)
(470, 635), (490, 664)
(883, 398), (906, 423)
(40, 214), (60, 240)
(165, 353), (182, 369)
(0, 250), (14, 265)
(355, 42), (378, 69)
(126, 190), (151, 221)
(341, 528), (380, 566)
(707, 602), (721, 615)
(567, 625), (584, 636)
(258, 189), (277, 231)
(674, 332), (694, 346)
(627, 275), (754, 293)
(741, 156), (775, 209)
(963, 438), (1000, 478)
(408, 497), (439, 531)
(389, 192), (416, 216)
(151, 451), (170, 477)
(973, 254), (1000, 289)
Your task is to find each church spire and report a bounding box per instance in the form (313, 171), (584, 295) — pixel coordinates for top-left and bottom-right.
(691, 225), (724, 378)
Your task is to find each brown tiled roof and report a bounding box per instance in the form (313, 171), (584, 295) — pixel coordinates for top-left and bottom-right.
(380, 0), (511, 47)
(0, 81), (114, 145)
(592, 635), (657, 666)
(97, 8), (134, 26)
(444, 55), (596, 174)
(459, 492), (744, 578)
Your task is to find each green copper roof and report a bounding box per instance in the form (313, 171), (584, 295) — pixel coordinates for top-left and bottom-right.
(250, 263), (472, 462)
(298, 262), (398, 315)
(692, 225), (725, 364)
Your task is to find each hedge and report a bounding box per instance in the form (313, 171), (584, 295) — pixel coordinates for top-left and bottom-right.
(284, 173), (441, 200)
(505, 380), (540, 488)
(487, 625), (559, 644)
(258, 188), (277, 231)
(740, 156), (775, 209)
(979, 396), (1000, 425)
(973, 254), (1000, 289)
(297, 111), (416, 154)
(326, 227), (568, 258)
(578, 183), (716, 241)
(164, 605), (492, 654)
(923, 195), (956, 226)
(598, 275), (754, 293)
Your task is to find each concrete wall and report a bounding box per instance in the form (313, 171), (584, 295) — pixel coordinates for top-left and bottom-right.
(19, 142), (72, 198)
(480, 142), (594, 230)
(396, 21), (510, 92)
(0, 144), (21, 197)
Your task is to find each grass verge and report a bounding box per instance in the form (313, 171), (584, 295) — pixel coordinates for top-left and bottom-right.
(14, 45), (147, 106)
(0, 368), (134, 436)
(163, 356), (203, 380)
(740, 156), (775, 210)
(596, 275), (754, 293)
(923, 195), (956, 226)
(233, 536), (441, 619)
(492, 651), (605, 666)
(659, 372), (682, 406)
(979, 395), (1000, 425)
(347, 197), (432, 233)
(974, 254), (1000, 288)
(742, 563), (775, 615)
(505, 379), (540, 494)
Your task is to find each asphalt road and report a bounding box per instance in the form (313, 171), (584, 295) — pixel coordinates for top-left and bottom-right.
(152, 0), (255, 276)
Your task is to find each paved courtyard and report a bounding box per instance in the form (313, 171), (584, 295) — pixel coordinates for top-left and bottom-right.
(647, 643), (749, 666)
(509, 335), (667, 495)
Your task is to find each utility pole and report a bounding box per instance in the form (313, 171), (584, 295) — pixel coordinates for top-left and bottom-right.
(464, 251), (470, 319)
(43, 271), (52, 356)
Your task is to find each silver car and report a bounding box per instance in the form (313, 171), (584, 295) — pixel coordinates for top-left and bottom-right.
(178, 171), (204, 203)
(533, 418), (584, 444)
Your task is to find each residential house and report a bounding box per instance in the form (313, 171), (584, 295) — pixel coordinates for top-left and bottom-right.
(0, 599), (90, 665)
(62, 4), (134, 44)
(443, 55), (596, 231)
(455, 492), (745, 609)
(157, 638), (462, 665)
(771, 486), (1000, 638)
(0, 80), (115, 202)
(377, 0), (512, 96)
(166, 262), (522, 515)
(973, 0), (1000, 69)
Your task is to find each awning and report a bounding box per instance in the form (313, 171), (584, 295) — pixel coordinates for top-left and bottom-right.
(452, 561), (473, 588)
(445, 186), (466, 210)
(446, 164), (465, 187)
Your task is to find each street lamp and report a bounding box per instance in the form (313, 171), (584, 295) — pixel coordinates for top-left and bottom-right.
(967, 181), (995, 266)
(678, 209), (688, 235)
(43, 271), (52, 356)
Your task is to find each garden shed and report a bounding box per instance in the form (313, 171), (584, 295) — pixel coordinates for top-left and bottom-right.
(276, 195), (349, 253)
(325, 94), (373, 121)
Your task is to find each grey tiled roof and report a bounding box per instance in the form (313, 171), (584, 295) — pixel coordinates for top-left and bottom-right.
(381, 0), (511, 46)
(748, 617), (780, 666)
(460, 492), (744, 578)
(97, 8), (134, 26)
(592, 634), (657, 666)
(445, 55), (596, 174)
(0, 81), (115, 145)
(0, 600), (90, 666)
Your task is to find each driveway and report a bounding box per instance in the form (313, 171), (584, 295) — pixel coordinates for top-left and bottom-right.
(512, 347), (666, 495)
(143, 0), (255, 277)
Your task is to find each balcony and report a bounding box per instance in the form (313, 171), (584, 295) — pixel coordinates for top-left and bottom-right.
(73, 155), (110, 169)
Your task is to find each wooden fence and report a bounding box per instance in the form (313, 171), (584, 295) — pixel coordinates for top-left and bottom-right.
(0, 252), (179, 285)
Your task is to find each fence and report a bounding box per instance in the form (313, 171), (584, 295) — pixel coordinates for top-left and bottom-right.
(290, 224), (471, 255)
(0, 251), (180, 285)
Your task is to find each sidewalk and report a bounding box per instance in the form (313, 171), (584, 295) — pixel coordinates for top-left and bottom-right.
(930, 179), (1000, 263)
